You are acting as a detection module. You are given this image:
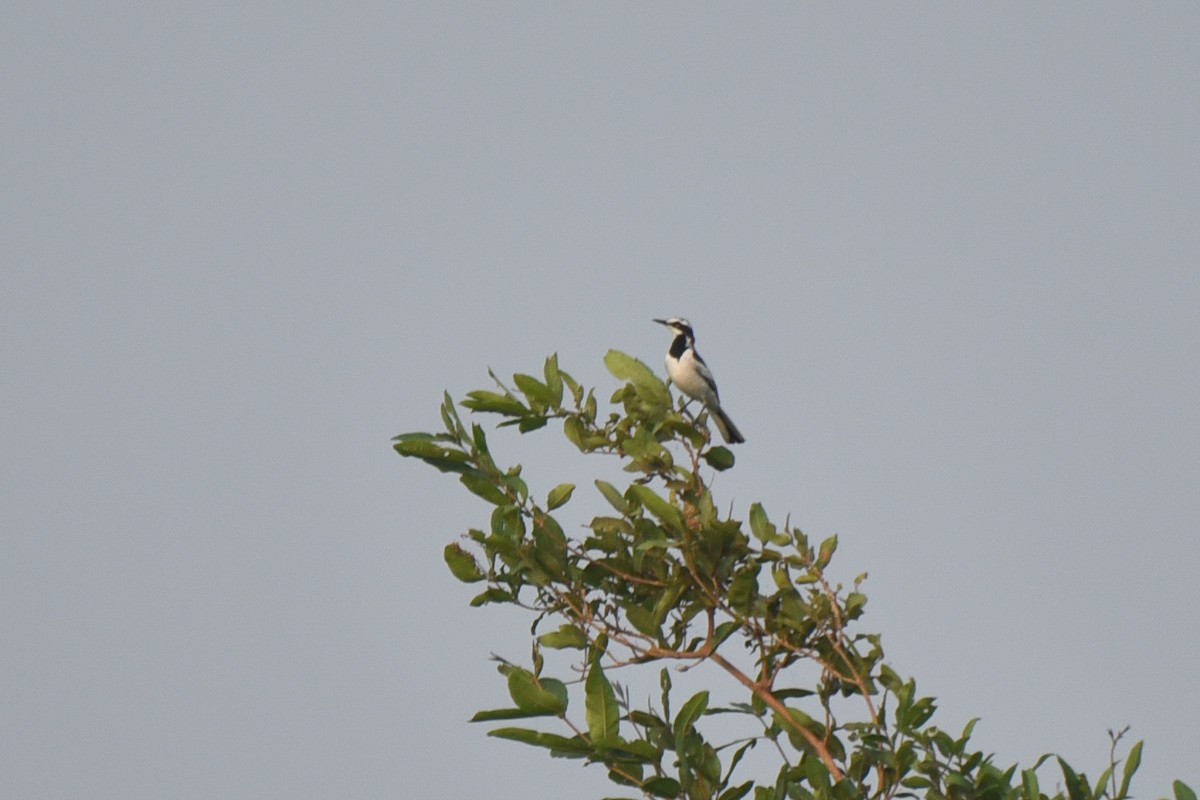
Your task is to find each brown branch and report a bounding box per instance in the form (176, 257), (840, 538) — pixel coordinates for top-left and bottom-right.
(708, 651), (845, 781)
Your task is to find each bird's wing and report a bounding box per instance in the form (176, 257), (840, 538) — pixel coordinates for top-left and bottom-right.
(691, 351), (721, 400)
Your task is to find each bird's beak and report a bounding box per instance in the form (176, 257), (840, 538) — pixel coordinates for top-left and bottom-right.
(653, 318), (669, 326)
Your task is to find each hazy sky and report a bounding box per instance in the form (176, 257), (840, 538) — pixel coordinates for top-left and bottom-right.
(3, 4), (1198, 798)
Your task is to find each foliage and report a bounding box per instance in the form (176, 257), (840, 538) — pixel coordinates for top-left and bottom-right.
(394, 351), (1191, 800)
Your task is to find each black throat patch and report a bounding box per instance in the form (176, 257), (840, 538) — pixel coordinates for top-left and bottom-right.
(668, 334), (691, 358)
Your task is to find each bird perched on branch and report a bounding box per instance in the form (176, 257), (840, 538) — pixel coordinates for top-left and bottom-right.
(653, 317), (744, 444)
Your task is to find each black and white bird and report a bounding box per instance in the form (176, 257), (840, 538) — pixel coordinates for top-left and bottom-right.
(654, 317), (745, 444)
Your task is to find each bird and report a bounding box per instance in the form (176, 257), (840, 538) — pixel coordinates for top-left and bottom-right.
(653, 317), (745, 444)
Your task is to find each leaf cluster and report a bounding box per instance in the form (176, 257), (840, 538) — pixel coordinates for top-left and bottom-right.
(394, 353), (1192, 800)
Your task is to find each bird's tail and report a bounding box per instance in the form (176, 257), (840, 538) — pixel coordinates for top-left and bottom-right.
(710, 405), (745, 445)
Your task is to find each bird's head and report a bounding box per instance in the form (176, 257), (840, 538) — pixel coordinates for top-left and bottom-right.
(653, 317), (694, 338)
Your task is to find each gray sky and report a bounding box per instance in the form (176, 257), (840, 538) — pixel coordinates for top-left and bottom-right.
(3, 4), (1198, 798)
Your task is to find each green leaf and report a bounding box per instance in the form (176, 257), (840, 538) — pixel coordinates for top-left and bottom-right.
(471, 707), (558, 722)
(906, 696), (936, 729)
(505, 668), (568, 716)
(878, 664), (903, 692)
(803, 752), (831, 790)
(543, 353), (564, 406)
(546, 483), (576, 510)
(1175, 781), (1198, 800)
(502, 469), (529, 502)
(1022, 768), (1040, 800)
(844, 591), (867, 618)
(513, 372), (558, 410)
(392, 438), (472, 474)
(816, 534), (838, 568)
(538, 625), (588, 650)
(728, 567), (759, 614)
(642, 777), (683, 798)
(462, 390), (528, 416)
(611, 738), (661, 763)
(516, 416), (548, 433)
(460, 471), (509, 505)
(440, 391), (468, 440)
(1058, 757), (1086, 800)
(673, 690), (709, 743)
(560, 367), (583, 404)
(621, 427), (668, 463)
(595, 480), (630, 514)
(443, 543), (485, 583)
(585, 658), (620, 745)
(627, 485), (683, 530)
(703, 446), (735, 471)
(603, 349), (670, 404)
(720, 780), (754, 800)
(391, 431), (437, 443)
(748, 503), (774, 543)
(487, 727), (592, 757)
(1117, 740), (1142, 798)
(563, 416), (588, 451)
(469, 586), (512, 606)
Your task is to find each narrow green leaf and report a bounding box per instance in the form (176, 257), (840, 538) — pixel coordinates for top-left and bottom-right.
(719, 782), (753, 800)
(391, 431), (436, 444)
(1058, 757), (1086, 800)
(469, 587), (513, 606)
(392, 438), (472, 474)
(660, 669), (672, 723)
(711, 621), (739, 652)
(542, 353), (564, 407)
(546, 483), (575, 510)
(1174, 781), (1198, 800)
(722, 740), (755, 782)
(1022, 768), (1040, 800)
(595, 480), (630, 514)
(471, 422), (490, 455)
(471, 707), (556, 722)
(673, 690), (709, 742)
(462, 390), (528, 416)
(585, 658), (620, 745)
(443, 543), (484, 583)
(487, 727), (592, 756)
(1117, 740), (1142, 798)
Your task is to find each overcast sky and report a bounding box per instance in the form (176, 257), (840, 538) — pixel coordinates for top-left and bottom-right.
(3, 4), (1198, 798)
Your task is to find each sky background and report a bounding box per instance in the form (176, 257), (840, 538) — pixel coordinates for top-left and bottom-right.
(3, 3), (1198, 798)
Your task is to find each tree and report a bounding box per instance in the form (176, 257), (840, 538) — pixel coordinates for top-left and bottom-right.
(393, 351), (1193, 800)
